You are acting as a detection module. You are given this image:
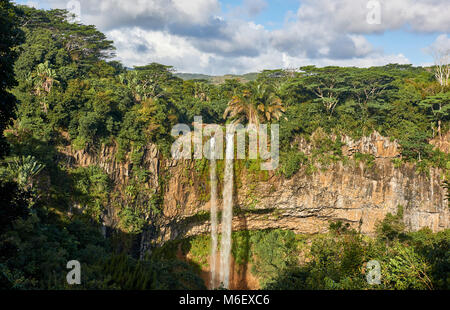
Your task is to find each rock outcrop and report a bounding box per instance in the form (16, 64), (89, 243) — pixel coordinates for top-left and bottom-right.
(61, 131), (449, 245)
(162, 159), (448, 240)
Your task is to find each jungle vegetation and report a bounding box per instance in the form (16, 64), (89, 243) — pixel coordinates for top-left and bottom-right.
(0, 2), (448, 290)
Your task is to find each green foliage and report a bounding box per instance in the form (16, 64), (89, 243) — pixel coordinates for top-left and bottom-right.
(398, 126), (433, 162)
(71, 166), (110, 223)
(150, 239), (189, 262)
(279, 149), (307, 178)
(6, 155), (45, 190)
(407, 228), (450, 289)
(419, 92), (450, 138)
(223, 82), (286, 125)
(250, 229), (298, 287)
(0, 0), (24, 158)
(231, 230), (251, 266)
(101, 254), (205, 290)
(188, 235), (211, 269)
(391, 157), (403, 168)
(264, 227), (370, 290)
(0, 203), (109, 289)
(354, 152), (375, 169)
(376, 205), (407, 242)
(329, 220), (351, 235)
(299, 66), (349, 115)
(117, 190), (159, 235)
(382, 242), (433, 289)
(265, 218), (448, 290)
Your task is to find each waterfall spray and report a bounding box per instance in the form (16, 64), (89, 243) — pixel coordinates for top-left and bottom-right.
(209, 137), (218, 289)
(220, 131), (234, 288)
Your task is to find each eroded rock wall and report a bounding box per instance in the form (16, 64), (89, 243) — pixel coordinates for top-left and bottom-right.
(61, 131), (449, 244)
(160, 131), (448, 241)
(161, 159), (448, 241)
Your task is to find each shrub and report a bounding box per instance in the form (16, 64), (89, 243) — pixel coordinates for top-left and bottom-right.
(375, 205), (407, 242)
(250, 229), (298, 287)
(382, 242), (433, 290)
(280, 150), (307, 178)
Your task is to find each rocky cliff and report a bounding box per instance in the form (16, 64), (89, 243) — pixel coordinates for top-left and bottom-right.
(61, 131), (449, 246)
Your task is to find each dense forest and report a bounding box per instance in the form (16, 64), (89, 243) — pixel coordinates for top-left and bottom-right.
(0, 2), (449, 290)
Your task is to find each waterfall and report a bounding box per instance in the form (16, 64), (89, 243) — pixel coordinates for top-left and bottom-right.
(209, 138), (218, 289)
(220, 131), (234, 288)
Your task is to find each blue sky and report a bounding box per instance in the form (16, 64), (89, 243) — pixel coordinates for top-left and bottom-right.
(366, 31), (438, 66)
(15, 0), (450, 74)
(221, 0), (299, 29)
(220, 0), (443, 65)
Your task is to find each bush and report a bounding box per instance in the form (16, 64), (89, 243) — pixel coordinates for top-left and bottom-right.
(382, 242), (433, 290)
(250, 229), (298, 287)
(376, 205), (407, 242)
(101, 254), (206, 290)
(280, 150), (307, 178)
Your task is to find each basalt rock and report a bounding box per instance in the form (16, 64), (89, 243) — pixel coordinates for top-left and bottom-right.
(62, 132), (449, 245)
(162, 159), (448, 241)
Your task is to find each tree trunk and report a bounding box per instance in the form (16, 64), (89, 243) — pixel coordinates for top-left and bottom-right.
(438, 119), (442, 142)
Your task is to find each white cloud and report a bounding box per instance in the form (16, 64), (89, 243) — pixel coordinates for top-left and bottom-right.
(41, 0), (448, 74)
(244, 0), (268, 17)
(172, 0), (221, 24)
(106, 26), (410, 75)
(427, 34), (450, 54)
(48, 0), (224, 35)
(107, 28), (212, 71)
(293, 0), (450, 34)
(25, 1), (39, 8)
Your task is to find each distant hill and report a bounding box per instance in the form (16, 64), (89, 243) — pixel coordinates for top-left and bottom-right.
(175, 72), (258, 84)
(174, 73), (212, 81)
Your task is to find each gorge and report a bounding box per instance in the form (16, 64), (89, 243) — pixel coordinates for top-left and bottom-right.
(64, 130), (449, 263)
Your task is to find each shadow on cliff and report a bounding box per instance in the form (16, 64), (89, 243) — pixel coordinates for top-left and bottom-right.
(229, 159), (252, 290)
(230, 212), (251, 289)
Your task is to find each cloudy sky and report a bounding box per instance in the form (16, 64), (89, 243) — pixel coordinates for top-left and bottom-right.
(18, 0), (450, 75)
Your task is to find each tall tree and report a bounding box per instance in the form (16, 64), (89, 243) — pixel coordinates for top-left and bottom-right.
(121, 63), (179, 102)
(223, 83), (285, 125)
(299, 66), (349, 116)
(345, 67), (395, 120)
(30, 61), (59, 113)
(420, 92), (450, 140)
(13, 6), (115, 82)
(431, 48), (449, 89)
(0, 0), (24, 158)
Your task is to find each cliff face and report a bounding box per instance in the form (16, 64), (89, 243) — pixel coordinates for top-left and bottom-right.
(62, 132), (449, 244)
(175, 160), (446, 235)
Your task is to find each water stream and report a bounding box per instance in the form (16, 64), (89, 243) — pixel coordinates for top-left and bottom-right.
(209, 138), (218, 289)
(219, 132), (234, 288)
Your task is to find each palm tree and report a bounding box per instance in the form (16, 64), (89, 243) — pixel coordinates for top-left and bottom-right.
(223, 83), (285, 125)
(253, 83), (286, 123)
(8, 155), (45, 191)
(223, 89), (259, 125)
(31, 61), (58, 113)
(194, 82), (210, 102)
